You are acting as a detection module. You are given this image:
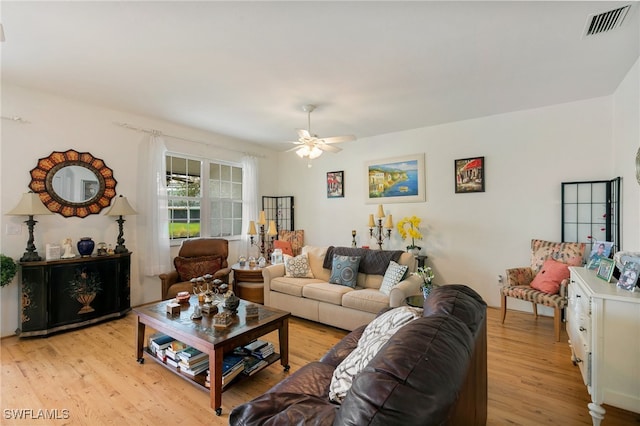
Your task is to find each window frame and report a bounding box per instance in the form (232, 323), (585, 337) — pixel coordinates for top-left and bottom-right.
(166, 152), (243, 245)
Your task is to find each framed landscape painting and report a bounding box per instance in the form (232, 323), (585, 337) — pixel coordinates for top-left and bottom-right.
(327, 171), (344, 198)
(365, 154), (425, 203)
(455, 156), (485, 193)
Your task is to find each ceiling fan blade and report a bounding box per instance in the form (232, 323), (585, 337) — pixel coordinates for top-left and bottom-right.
(317, 143), (342, 153)
(319, 135), (356, 144)
(285, 145), (303, 152)
(297, 129), (311, 139)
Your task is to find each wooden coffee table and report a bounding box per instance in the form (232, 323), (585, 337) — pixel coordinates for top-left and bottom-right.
(134, 296), (290, 415)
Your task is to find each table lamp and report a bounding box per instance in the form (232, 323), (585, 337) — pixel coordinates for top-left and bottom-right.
(103, 195), (137, 254)
(6, 192), (53, 261)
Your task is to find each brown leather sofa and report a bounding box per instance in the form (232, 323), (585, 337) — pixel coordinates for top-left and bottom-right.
(230, 284), (487, 425)
(159, 238), (231, 300)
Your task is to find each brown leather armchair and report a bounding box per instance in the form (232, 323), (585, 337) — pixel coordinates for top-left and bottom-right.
(159, 238), (231, 300)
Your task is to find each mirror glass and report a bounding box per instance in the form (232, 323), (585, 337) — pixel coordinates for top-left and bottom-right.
(51, 165), (101, 203)
(29, 149), (117, 218)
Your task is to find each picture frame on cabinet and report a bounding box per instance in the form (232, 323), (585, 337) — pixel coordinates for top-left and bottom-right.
(617, 260), (639, 292)
(596, 257), (615, 282)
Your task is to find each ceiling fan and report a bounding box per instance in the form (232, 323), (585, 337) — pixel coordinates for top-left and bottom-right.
(287, 105), (356, 162)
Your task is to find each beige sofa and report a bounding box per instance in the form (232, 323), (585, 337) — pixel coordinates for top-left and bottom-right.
(262, 245), (421, 331)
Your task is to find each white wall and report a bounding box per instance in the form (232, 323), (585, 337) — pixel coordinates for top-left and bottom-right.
(613, 58), (640, 251)
(2, 59), (637, 336)
(277, 96), (624, 313)
(0, 85), (278, 337)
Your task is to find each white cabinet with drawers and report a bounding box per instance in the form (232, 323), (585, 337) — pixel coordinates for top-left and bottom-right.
(567, 267), (640, 426)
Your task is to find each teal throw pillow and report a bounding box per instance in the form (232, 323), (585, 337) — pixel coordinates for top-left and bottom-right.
(329, 255), (361, 288)
(379, 260), (409, 295)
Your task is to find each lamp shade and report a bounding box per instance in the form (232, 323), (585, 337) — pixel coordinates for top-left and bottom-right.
(267, 220), (278, 236)
(103, 195), (137, 216)
(247, 221), (257, 235)
(6, 192), (53, 216)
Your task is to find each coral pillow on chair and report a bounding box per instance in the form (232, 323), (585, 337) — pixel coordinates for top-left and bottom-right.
(530, 258), (571, 294)
(274, 240), (294, 256)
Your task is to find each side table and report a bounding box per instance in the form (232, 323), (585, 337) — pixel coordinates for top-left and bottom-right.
(232, 263), (266, 304)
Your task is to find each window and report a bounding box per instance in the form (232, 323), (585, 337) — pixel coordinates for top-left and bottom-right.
(166, 154), (242, 241)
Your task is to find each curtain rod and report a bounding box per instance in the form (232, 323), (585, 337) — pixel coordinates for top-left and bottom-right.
(113, 121), (266, 158)
(1, 115), (30, 123)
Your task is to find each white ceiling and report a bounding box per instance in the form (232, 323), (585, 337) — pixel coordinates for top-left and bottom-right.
(1, 1), (638, 151)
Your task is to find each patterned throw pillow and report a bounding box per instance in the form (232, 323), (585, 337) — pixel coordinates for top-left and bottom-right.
(174, 255), (222, 281)
(379, 260), (409, 295)
(329, 306), (423, 403)
(283, 253), (315, 278)
(329, 255), (361, 288)
(530, 239), (585, 274)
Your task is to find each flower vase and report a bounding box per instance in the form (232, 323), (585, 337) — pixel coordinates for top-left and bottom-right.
(76, 293), (96, 314)
(410, 247), (420, 256)
(77, 237), (95, 257)
(422, 286), (432, 299)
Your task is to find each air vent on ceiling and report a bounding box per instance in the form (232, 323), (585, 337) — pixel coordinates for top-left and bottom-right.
(583, 5), (631, 37)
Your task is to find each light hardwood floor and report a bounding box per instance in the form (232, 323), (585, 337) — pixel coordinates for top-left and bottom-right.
(1, 307), (638, 425)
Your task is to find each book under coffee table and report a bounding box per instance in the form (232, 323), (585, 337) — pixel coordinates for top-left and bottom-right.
(133, 295), (290, 416)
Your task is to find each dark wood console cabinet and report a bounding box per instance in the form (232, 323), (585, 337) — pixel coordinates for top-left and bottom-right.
(17, 253), (131, 337)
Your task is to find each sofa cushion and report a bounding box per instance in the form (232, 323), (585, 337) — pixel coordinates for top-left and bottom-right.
(323, 247), (404, 275)
(228, 391), (338, 426)
(302, 282), (353, 305)
(284, 253), (315, 278)
(329, 255), (361, 288)
(270, 277), (325, 298)
(335, 313), (474, 425)
(423, 284), (487, 336)
(530, 258), (570, 294)
(302, 246), (330, 281)
(329, 306), (423, 403)
(341, 289), (390, 314)
(173, 255), (222, 281)
(379, 260), (409, 295)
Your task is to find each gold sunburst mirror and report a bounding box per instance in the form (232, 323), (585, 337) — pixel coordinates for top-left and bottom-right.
(28, 149), (117, 218)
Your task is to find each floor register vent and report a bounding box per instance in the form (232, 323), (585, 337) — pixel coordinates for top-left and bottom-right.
(583, 5), (631, 37)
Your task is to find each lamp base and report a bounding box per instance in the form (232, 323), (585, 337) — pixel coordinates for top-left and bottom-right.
(20, 251), (42, 262)
(114, 245), (129, 254)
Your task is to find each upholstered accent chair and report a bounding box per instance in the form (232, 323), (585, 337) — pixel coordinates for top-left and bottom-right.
(159, 238), (231, 300)
(501, 239), (585, 341)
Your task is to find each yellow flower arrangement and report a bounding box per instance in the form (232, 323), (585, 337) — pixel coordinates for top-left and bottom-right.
(397, 215), (423, 251)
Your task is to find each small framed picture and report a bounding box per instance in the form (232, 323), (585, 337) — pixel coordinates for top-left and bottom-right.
(596, 258), (615, 282)
(327, 171), (344, 198)
(455, 156), (485, 193)
(586, 241), (614, 270)
(617, 261), (639, 292)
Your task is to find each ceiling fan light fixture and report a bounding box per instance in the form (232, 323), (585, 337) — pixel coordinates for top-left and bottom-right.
(296, 146), (310, 158)
(309, 146), (323, 159)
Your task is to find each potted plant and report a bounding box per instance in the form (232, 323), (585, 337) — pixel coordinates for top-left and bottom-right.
(397, 215), (423, 254)
(1, 254), (17, 287)
(414, 266), (436, 299)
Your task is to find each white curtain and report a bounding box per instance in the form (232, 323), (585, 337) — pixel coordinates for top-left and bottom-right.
(241, 155), (259, 255)
(137, 133), (171, 276)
